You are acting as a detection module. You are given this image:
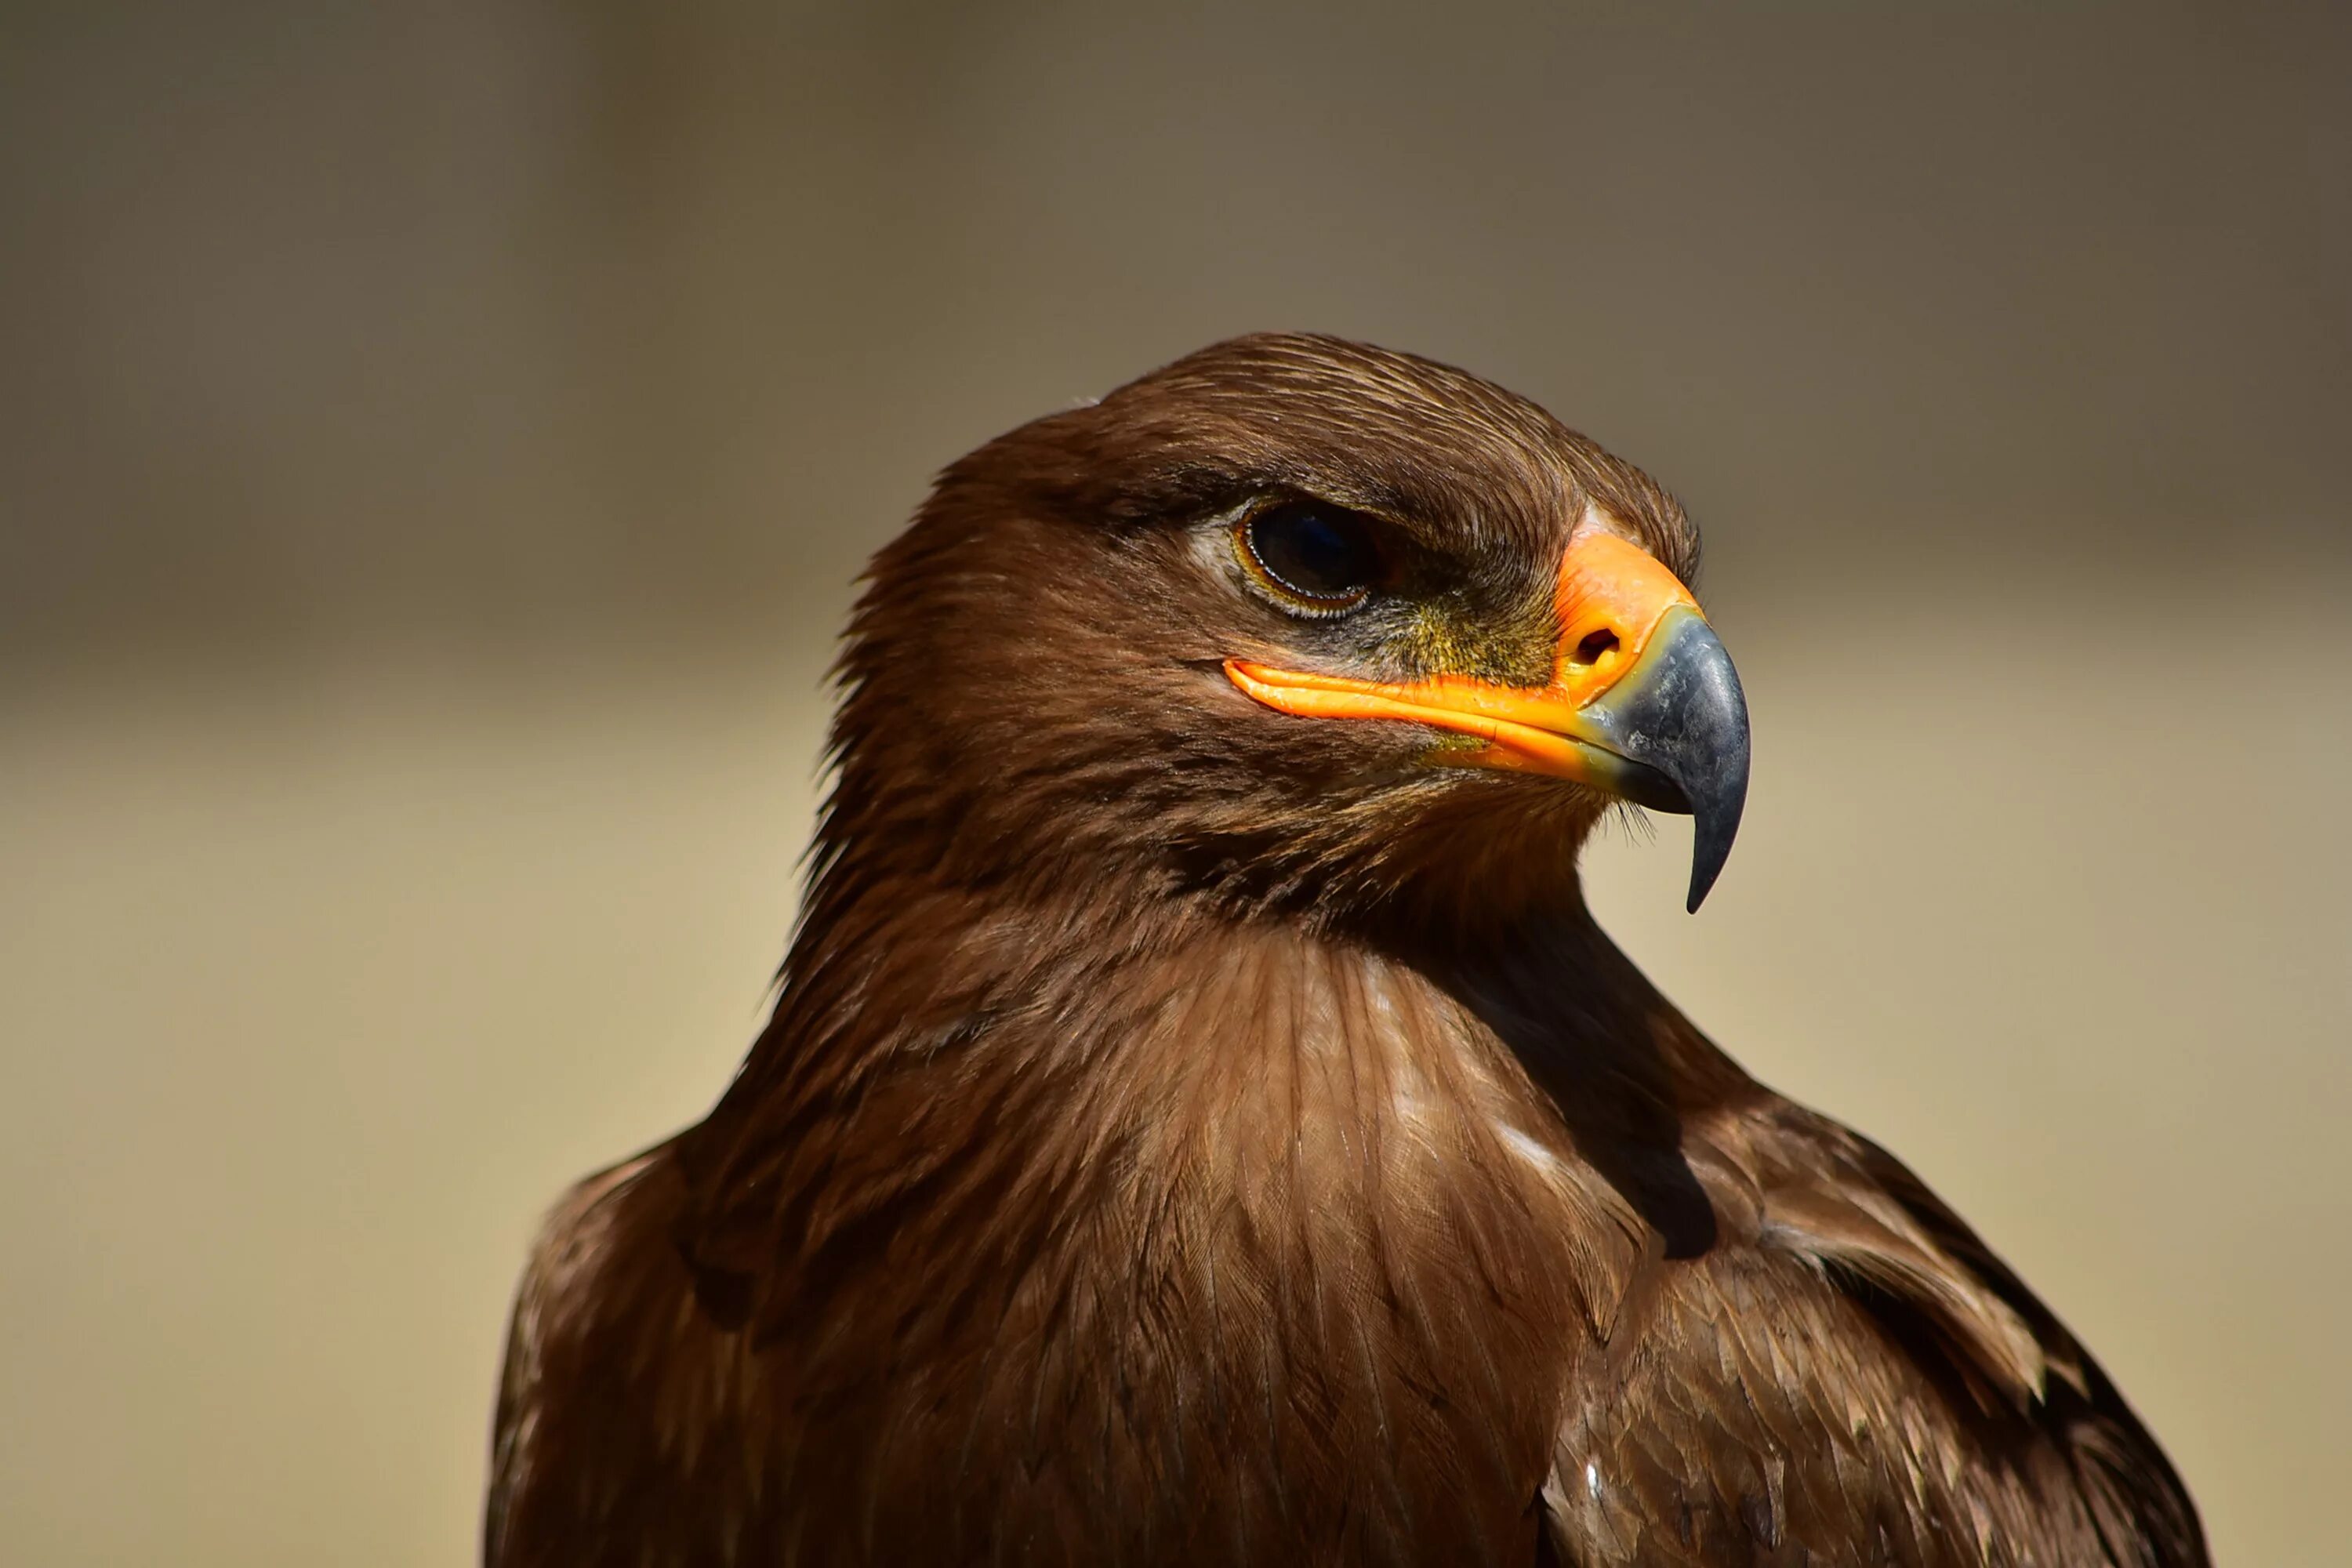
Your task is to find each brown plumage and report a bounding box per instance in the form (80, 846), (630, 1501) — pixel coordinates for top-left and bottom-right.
(485, 334), (2205, 1566)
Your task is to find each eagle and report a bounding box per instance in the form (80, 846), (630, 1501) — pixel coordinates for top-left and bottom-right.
(485, 334), (2205, 1566)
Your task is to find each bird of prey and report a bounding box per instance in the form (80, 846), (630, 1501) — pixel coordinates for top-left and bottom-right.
(485, 335), (2205, 1566)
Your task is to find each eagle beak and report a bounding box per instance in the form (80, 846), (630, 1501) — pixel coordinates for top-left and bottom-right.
(1227, 530), (1751, 911)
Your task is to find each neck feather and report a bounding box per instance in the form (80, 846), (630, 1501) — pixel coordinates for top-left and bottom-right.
(678, 826), (1742, 1329)
(662, 838), (1756, 1551)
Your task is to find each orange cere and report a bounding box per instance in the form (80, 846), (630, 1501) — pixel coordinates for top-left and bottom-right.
(1546, 528), (1699, 704)
(1225, 529), (1704, 785)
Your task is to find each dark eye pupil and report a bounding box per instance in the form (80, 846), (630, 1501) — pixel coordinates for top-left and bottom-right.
(1247, 504), (1381, 603)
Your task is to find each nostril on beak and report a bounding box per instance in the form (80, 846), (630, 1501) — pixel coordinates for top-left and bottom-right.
(1571, 630), (1620, 668)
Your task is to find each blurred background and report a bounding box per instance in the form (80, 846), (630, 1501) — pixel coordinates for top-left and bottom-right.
(2, 2), (2346, 1563)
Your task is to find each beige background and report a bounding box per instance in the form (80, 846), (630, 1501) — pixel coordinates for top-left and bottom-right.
(3, 4), (2347, 1564)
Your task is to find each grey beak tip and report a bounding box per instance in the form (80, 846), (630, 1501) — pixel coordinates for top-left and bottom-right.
(1685, 805), (1743, 913)
(1679, 698), (1749, 914)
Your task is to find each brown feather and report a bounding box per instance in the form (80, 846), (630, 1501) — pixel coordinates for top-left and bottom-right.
(486, 335), (2204, 1566)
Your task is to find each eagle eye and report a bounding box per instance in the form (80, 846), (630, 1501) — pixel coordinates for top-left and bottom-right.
(1236, 502), (1385, 614)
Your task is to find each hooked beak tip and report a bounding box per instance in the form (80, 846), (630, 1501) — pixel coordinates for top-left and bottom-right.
(1686, 804), (1741, 913)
